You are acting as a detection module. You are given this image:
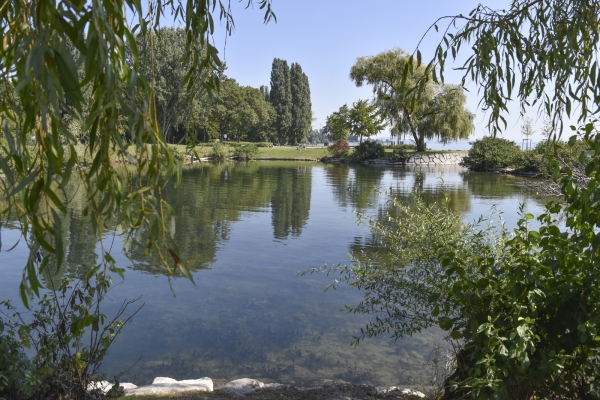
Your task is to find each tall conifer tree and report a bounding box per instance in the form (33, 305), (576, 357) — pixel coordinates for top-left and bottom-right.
(269, 59), (292, 144)
(290, 63), (312, 145)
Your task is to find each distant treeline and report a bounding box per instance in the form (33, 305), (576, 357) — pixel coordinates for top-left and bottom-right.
(130, 28), (313, 145)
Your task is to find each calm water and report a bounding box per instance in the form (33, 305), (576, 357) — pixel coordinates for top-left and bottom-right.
(0, 162), (547, 387)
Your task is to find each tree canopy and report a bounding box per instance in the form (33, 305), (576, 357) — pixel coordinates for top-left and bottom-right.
(350, 48), (474, 151)
(269, 58), (312, 145)
(348, 99), (386, 143)
(324, 104), (351, 142)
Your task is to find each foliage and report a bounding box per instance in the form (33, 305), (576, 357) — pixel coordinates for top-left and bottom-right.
(434, 127), (600, 399)
(270, 58), (293, 145)
(207, 78), (276, 143)
(460, 137), (522, 170)
(327, 141), (350, 159)
(348, 100), (386, 142)
(388, 147), (408, 162)
(349, 48), (474, 151)
(324, 105), (351, 142)
(0, 271), (138, 399)
(352, 140), (385, 161)
(0, 0), (275, 305)
(515, 138), (588, 173)
(168, 146), (186, 162)
(429, 1), (600, 136)
(231, 144), (259, 160)
(290, 63), (313, 145)
(0, 326), (40, 399)
(389, 142), (419, 151)
(138, 27), (205, 144)
(305, 193), (499, 343)
(320, 130), (600, 398)
(210, 143), (230, 162)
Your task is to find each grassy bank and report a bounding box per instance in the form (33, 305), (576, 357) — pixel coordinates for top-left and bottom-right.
(170, 144), (467, 161)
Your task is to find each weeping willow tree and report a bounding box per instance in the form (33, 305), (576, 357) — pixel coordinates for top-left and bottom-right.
(349, 48), (475, 151)
(0, 0), (275, 305)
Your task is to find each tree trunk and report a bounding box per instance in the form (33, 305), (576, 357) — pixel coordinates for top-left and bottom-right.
(405, 116), (425, 152)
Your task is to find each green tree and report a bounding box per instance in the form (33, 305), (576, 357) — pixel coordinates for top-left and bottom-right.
(138, 28), (199, 144)
(349, 48), (474, 151)
(324, 104), (351, 142)
(348, 99), (385, 143)
(290, 63), (312, 145)
(269, 58), (292, 145)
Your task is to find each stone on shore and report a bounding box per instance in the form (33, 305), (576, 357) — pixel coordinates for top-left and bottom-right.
(218, 378), (268, 396)
(124, 377), (213, 396)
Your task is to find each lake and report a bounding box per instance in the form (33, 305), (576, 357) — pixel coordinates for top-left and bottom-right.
(0, 161), (546, 388)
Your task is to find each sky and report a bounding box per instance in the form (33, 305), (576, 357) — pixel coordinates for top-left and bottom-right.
(194, 0), (556, 143)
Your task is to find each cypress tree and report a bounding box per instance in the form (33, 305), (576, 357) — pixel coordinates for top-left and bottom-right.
(290, 63), (312, 145)
(269, 59), (292, 144)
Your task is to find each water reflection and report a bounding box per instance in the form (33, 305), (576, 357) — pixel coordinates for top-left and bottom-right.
(0, 162), (548, 388)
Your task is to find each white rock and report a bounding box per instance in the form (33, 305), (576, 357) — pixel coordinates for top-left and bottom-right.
(87, 380), (112, 393)
(219, 378), (265, 396)
(125, 377), (213, 396)
(152, 377), (178, 384)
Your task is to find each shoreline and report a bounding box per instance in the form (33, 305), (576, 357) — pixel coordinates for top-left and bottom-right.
(90, 377), (429, 399)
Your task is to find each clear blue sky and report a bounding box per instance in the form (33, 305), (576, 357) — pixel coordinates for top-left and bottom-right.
(202, 0), (553, 142)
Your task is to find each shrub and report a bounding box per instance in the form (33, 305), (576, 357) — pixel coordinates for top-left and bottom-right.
(327, 140), (350, 158)
(521, 139), (588, 172)
(0, 325), (40, 399)
(389, 147), (408, 162)
(231, 143), (258, 160)
(352, 140), (385, 161)
(210, 143), (230, 162)
(0, 271), (137, 399)
(460, 136), (521, 170)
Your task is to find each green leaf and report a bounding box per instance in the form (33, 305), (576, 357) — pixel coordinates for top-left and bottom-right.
(8, 168), (40, 197)
(450, 330), (463, 339)
(439, 316), (453, 331)
(51, 209), (64, 270)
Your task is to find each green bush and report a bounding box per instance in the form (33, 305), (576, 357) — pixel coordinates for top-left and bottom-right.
(0, 324), (41, 399)
(0, 270), (136, 399)
(352, 140), (385, 161)
(231, 143), (258, 160)
(461, 136), (522, 170)
(210, 143), (230, 162)
(388, 142), (419, 151)
(388, 147), (408, 162)
(515, 139), (589, 172)
(327, 140), (350, 158)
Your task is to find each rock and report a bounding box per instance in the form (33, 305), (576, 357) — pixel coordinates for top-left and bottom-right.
(87, 381), (138, 396)
(263, 383), (288, 390)
(375, 386), (426, 398)
(125, 377), (213, 396)
(120, 383), (138, 389)
(87, 381), (112, 394)
(219, 378), (265, 395)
